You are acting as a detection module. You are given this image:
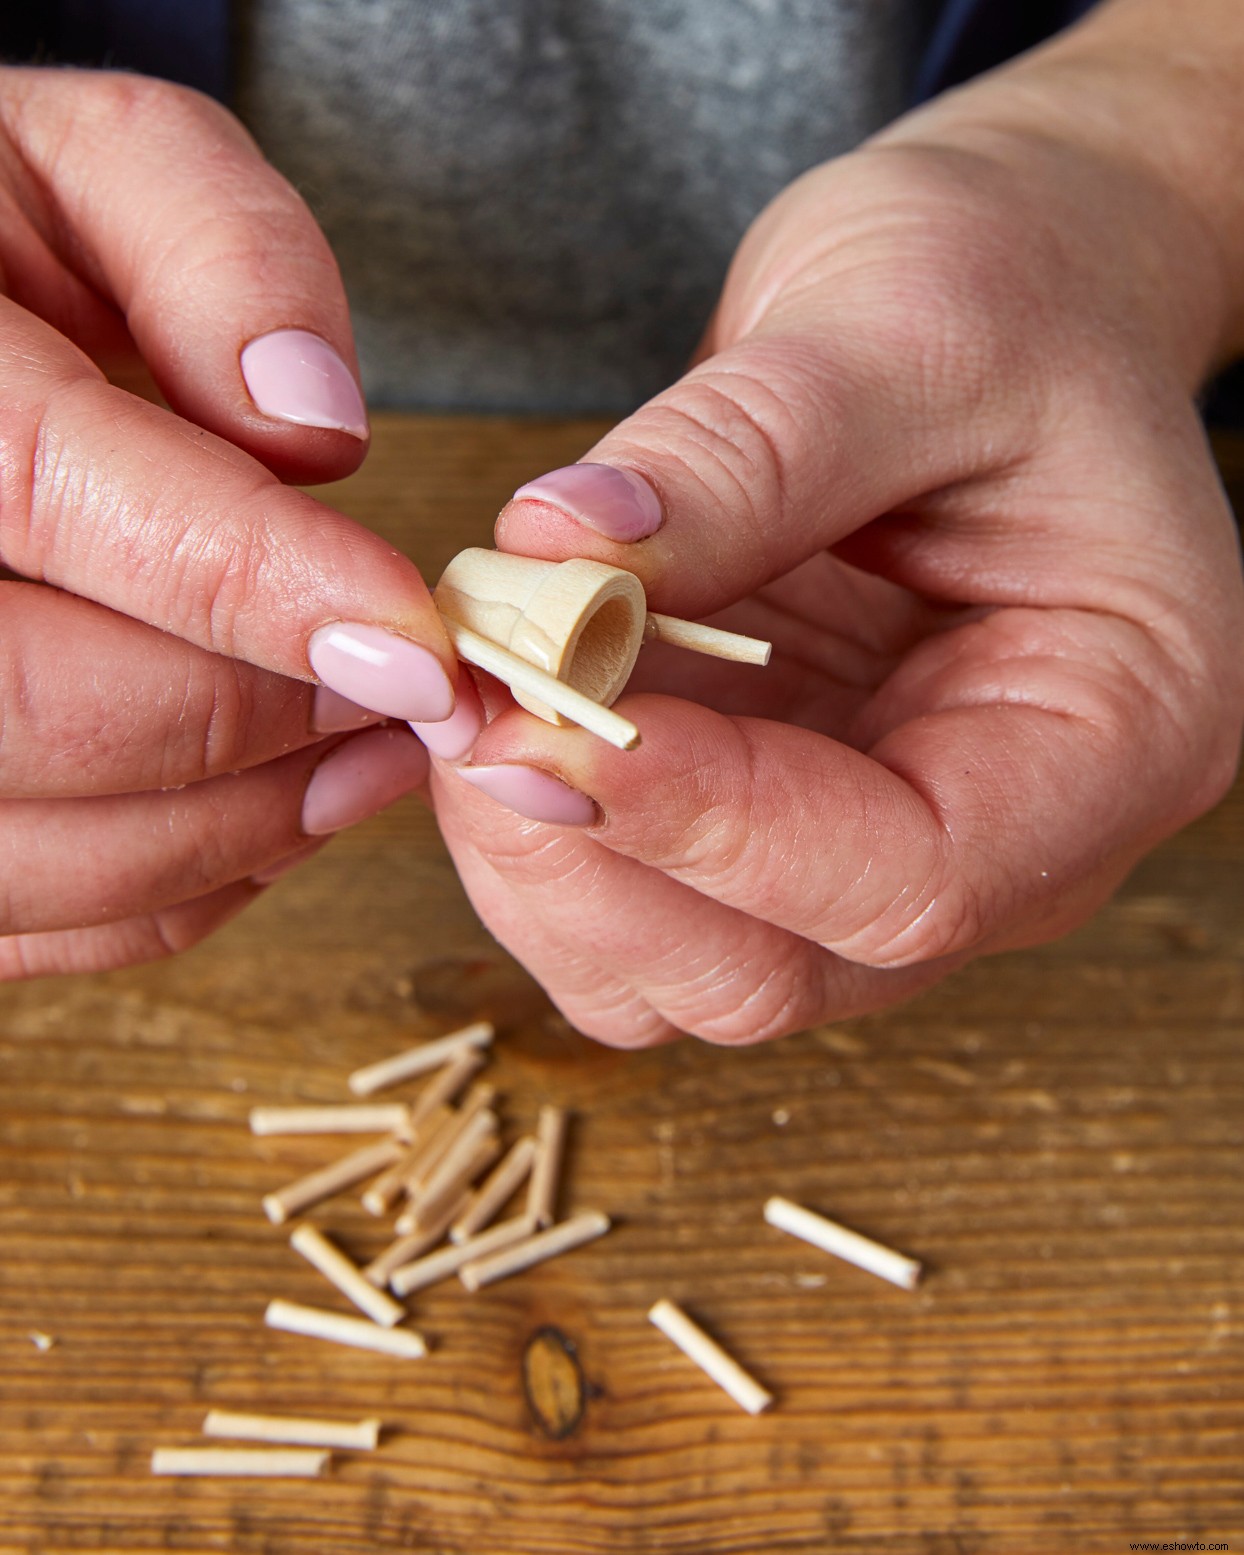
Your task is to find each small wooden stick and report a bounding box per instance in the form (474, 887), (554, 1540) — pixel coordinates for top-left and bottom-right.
(526, 1105), (567, 1229)
(262, 1137), (406, 1226)
(363, 1190), (467, 1288)
(443, 619), (641, 751)
(459, 1209), (610, 1292)
(763, 1196), (922, 1291)
(289, 1224), (406, 1328)
(409, 1131), (501, 1232)
(249, 1104), (412, 1137)
(402, 1084), (497, 1203)
(360, 1141), (425, 1219)
(391, 1215), (536, 1297)
(202, 1410), (381, 1450)
(265, 1299), (427, 1359)
(346, 1022), (494, 1097)
(369, 1104), (457, 1217)
(647, 1298), (773, 1416)
(407, 1107), (497, 1216)
(644, 613), (772, 666)
(451, 1134), (538, 1243)
(152, 1446), (329, 1477)
(409, 1046), (488, 1129)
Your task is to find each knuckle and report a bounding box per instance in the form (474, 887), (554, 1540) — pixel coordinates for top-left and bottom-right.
(661, 942), (834, 1046)
(83, 70), (238, 146)
(556, 989), (678, 1050)
(627, 364), (800, 576)
(831, 853), (983, 969)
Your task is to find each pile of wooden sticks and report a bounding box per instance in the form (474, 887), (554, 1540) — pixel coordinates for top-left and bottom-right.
(150, 1020), (610, 1477)
(151, 1021), (927, 1474)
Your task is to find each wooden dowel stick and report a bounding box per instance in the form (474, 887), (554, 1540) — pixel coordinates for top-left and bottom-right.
(391, 1215), (536, 1298)
(647, 1298), (773, 1416)
(372, 1105), (458, 1217)
(202, 1410), (381, 1450)
(459, 1209), (611, 1292)
(409, 1131), (501, 1232)
(526, 1105), (567, 1230)
(347, 1022), (494, 1097)
(644, 613), (772, 666)
(443, 619), (641, 751)
(152, 1446), (329, 1477)
(360, 1141), (425, 1219)
(262, 1137), (406, 1226)
(265, 1299), (427, 1359)
(401, 1085), (497, 1204)
(409, 1046), (488, 1129)
(289, 1224), (406, 1328)
(363, 1190), (467, 1288)
(407, 1107), (497, 1215)
(249, 1104), (411, 1138)
(451, 1134), (538, 1243)
(763, 1196), (922, 1291)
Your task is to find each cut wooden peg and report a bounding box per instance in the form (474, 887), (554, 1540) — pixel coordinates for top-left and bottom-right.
(263, 1137), (406, 1226)
(443, 620), (641, 750)
(643, 613), (771, 665)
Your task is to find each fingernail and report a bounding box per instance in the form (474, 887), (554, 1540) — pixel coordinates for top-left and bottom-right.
(311, 684), (381, 734)
(252, 843), (323, 884)
(240, 329), (369, 438)
(511, 463), (663, 542)
(410, 670), (483, 760)
(302, 727), (429, 835)
(309, 622), (456, 722)
(458, 763), (597, 825)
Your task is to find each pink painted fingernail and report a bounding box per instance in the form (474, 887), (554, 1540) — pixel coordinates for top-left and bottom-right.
(309, 622), (455, 722)
(302, 727), (429, 835)
(458, 763), (597, 825)
(410, 670), (483, 760)
(252, 843), (324, 884)
(511, 463), (663, 542)
(240, 329), (369, 438)
(311, 684), (381, 734)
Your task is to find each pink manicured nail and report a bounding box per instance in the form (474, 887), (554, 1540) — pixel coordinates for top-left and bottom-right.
(311, 684), (381, 734)
(301, 727), (429, 835)
(240, 329), (369, 437)
(458, 764), (597, 825)
(410, 670), (483, 760)
(309, 623), (456, 722)
(511, 463), (663, 542)
(252, 843), (324, 884)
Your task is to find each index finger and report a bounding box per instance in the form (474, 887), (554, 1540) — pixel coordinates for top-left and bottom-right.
(0, 298), (457, 722)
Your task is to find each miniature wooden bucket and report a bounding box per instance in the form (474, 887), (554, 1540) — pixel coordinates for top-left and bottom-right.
(434, 549), (647, 724)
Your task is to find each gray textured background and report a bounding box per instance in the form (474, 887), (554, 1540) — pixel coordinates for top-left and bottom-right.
(236, 0), (916, 412)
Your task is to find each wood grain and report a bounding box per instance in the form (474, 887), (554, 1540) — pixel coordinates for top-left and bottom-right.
(1, 416), (1241, 1554)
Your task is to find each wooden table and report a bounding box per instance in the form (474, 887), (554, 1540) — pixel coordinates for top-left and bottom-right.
(2, 416), (1241, 1554)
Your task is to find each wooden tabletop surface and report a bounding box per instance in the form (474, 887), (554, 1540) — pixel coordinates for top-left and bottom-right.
(2, 415), (1241, 1555)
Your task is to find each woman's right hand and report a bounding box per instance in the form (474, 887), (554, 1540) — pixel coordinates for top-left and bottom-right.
(0, 67), (457, 977)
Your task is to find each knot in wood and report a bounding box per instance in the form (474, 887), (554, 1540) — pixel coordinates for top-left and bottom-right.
(522, 1326), (586, 1440)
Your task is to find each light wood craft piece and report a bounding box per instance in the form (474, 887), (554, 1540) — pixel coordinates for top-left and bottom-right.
(264, 1299), (427, 1359)
(763, 1196), (922, 1290)
(202, 1410), (381, 1450)
(346, 1022), (494, 1097)
(151, 1446), (329, 1477)
(262, 1136), (406, 1226)
(648, 1299), (773, 1416)
(434, 549), (771, 747)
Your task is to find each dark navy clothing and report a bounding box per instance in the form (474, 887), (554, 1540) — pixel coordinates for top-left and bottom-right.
(2, 1), (1094, 105)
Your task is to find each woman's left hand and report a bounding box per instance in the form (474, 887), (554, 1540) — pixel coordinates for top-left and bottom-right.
(418, 12), (1244, 1046)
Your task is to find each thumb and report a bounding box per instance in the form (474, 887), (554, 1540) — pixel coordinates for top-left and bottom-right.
(2, 68), (366, 485)
(493, 161), (1038, 616)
